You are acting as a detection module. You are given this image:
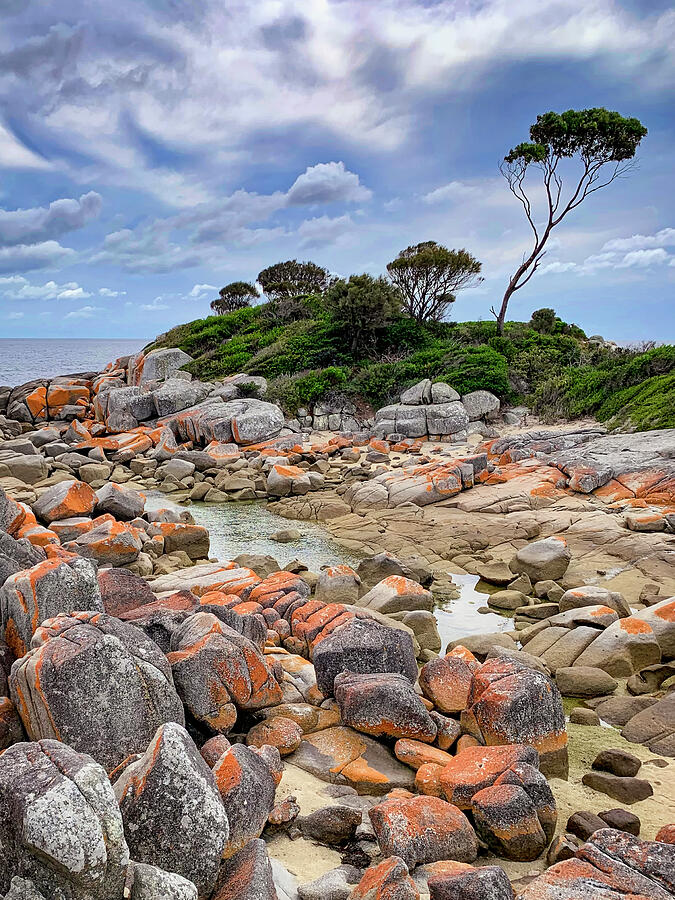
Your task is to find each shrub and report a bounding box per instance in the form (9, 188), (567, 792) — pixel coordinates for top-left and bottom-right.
(267, 367), (349, 412)
(210, 282), (259, 315)
(323, 274), (402, 353)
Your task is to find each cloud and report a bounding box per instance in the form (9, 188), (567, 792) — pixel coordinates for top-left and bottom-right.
(602, 227), (675, 252)
(423, 181), (482, 205)
(286, 162), (372, 206)
(538, 261), (579, 275)
(297, 214), (353, 248)
(0, 192), (102, 247)
(616, 248), (672, 268)
(0, 241), (75, 273)
(98, 287), (126, 296)
(141, 297), (169, 310)
(0, 121), (50, 170)
(7, 311), (24, 319)
(65, 305), (102, 319)
(189, 283), (217, 297)
(0, 276), (93, 300)
(90, 228), (203, 273)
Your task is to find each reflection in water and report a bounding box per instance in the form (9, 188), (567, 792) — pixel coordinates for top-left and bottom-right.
(146, 494), (510, 643)
(433, 573), (511, 646)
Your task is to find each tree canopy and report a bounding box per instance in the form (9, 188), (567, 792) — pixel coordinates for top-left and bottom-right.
(323, 274), (402, 354)
(495, 108), (647, 334)
(210, 281), (259, 316)
(257, 259), (332, 300)
(386, 241), (483, 323)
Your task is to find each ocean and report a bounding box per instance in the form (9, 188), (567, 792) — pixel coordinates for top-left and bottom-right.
(0, 338), (146, 387)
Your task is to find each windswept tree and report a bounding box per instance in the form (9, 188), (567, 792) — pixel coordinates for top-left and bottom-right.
(323, 274), (402, 354)
(495, 108), (648, 334)
(210, 281), (259, 315)
(257, 259), (332, 300)
(386, 242), (482, 323)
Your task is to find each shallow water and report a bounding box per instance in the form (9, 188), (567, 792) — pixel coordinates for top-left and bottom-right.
(145, 493), (510, 642)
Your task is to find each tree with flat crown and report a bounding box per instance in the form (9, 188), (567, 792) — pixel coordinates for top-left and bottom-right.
(257, 259), (331, 300)
(386, 241), (482, 323)
(210, 281), (259, 315)
(495, 108), (648, 335)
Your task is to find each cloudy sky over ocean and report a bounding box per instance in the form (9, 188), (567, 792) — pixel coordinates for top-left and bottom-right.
(0, 0), (673, 341)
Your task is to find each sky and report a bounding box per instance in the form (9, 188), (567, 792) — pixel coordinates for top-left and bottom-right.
(0, 0), (673, 343)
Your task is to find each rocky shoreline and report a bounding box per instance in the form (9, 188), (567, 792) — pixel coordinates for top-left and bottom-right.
(0, 346), (674, 900)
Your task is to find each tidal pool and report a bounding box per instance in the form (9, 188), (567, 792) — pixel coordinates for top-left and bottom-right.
(146, 494), (510, 643)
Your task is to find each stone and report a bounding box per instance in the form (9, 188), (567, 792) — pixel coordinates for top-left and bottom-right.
(0, 556), (102, 657)
(592, 749), (641, 778)
(598, 808), (641, 836)
(419, 655), (474, 714)
(581, 772), (653, 804)
(471, 784), (548, 861)
(574, 617), (661, 677)
(167, 612), (282, 733)
(297, 805), (362, 844)
(335, 671), (437, 742)
(211, 839), (278, 900)
(462, 658), (568, 778)
(125, 862), (198, 900)
(137, 348), (192, 384)
(246, 716), (303, 756)
(509, 537), (570, 583)
(430, 382), (460, 404)
(10, 611), (185, 772)
(395, 739), (454, 771)
(621, 693), (675, 755)
(428, 864), (513, 900)
(546, 834), (579, 866)
(439, 744), (540, 810)
(271, 528), (301, 543)
(95, 482), (145, 520)
(32, 479), (97, 523)
(570, 707), (600, 726)
(313, 618), (417, 698)
(488, 590), (529, 611)
(558, 586), (631, 618)
(98, 567), (156, 617)
(632, 597), (675, 658)
(369, 794), (478, 869)
(65, 519), (143, 567)
(655, 824), (675, 844)
(445, 632), (518, 660)
(349, 857), (418, 900)
(0, 739), (129, 899)
(555, 666), (618, 699)
(153, 522), (210, 560)
(114, 723), (228, 897)
(358, 575), (434, 615)
(566, 810), (607, 841)
(493, 761), (557, 841)
(461, 390), (500, 421)
(593, 695), (658, 727)
(315, 564), (361, 605)
(212, 743), (279, 857)
(297, 865), (360, 900)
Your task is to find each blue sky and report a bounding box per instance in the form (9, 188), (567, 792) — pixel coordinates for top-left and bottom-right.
(0, 0), (673, 342)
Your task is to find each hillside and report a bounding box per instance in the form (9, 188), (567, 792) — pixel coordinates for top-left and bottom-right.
(148, 298), (675, 431)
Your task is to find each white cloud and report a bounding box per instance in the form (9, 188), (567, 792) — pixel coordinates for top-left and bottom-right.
(65, 305), (102, 319)
(99, 287), (126, 297)
(0, 192), (102, 247)
(7, 311), (24, 319)
(0, 122), (51, 170)
(189, 283), (218, 297)
(603, 227), (675, 252)
(538, 261), (578, 275)
(616, 248), (672, 268)
(423, 181), (481, 205)
(286, 162), (372, 206)
(0, 276), (87, 299)
(297, 214), (353, 248)
(0, 241), (75, 273)
(141, 297), (170, 310)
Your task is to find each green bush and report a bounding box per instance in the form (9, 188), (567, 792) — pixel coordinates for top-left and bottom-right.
(437, 345), (513, 398)
(267, 367), (349, 412)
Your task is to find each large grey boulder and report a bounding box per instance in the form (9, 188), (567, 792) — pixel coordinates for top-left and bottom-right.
(10, 611), (185, 772)
(152, 378), (210, 418)
(632, 596), (675, 658)
(139, 348), (192, 384)
(313, 618), (418, 697)
(125, 863), (198, 900)
(114, 723), (228, 898)
(95, 482), (145, 520)
(0, 739), (129, 899)
(431, 382), (460, 403)
(461, 390), (500, 421)
(0, 531), (46, 589)
(394, 405), (428, 438)
(0, 455), (48, 485)
(559, 585), (631, 618)
(1, 556), (102, 657)
(400, 380), (432, 405)
(510, 537), (571, 582)
(106, 386), (156, 428)
(426, 401), (469, 436)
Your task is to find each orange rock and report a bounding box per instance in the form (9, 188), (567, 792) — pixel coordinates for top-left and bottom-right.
(439, 744), (540, 810)
(395, 739), (454, 771)
(33, 479), (97, 523)
(415, 763), (444, 797)
(350, 856), (419, 900)
(246, 716), (303, 756)
(419, 656), (474, 714)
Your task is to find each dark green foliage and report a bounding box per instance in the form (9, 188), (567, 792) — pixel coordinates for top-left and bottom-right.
(386, 241), (482, 322)
(323, 274), (402, 353)
(529, 308), (557, 334)
(147, 302), (672, 433)
(267, 367), (349, 412)
(257, 259), (331, 300)
(210, 281), (259, 315)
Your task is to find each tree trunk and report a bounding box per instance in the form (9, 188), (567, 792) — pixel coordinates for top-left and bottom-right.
(496, 284), (515, 335)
